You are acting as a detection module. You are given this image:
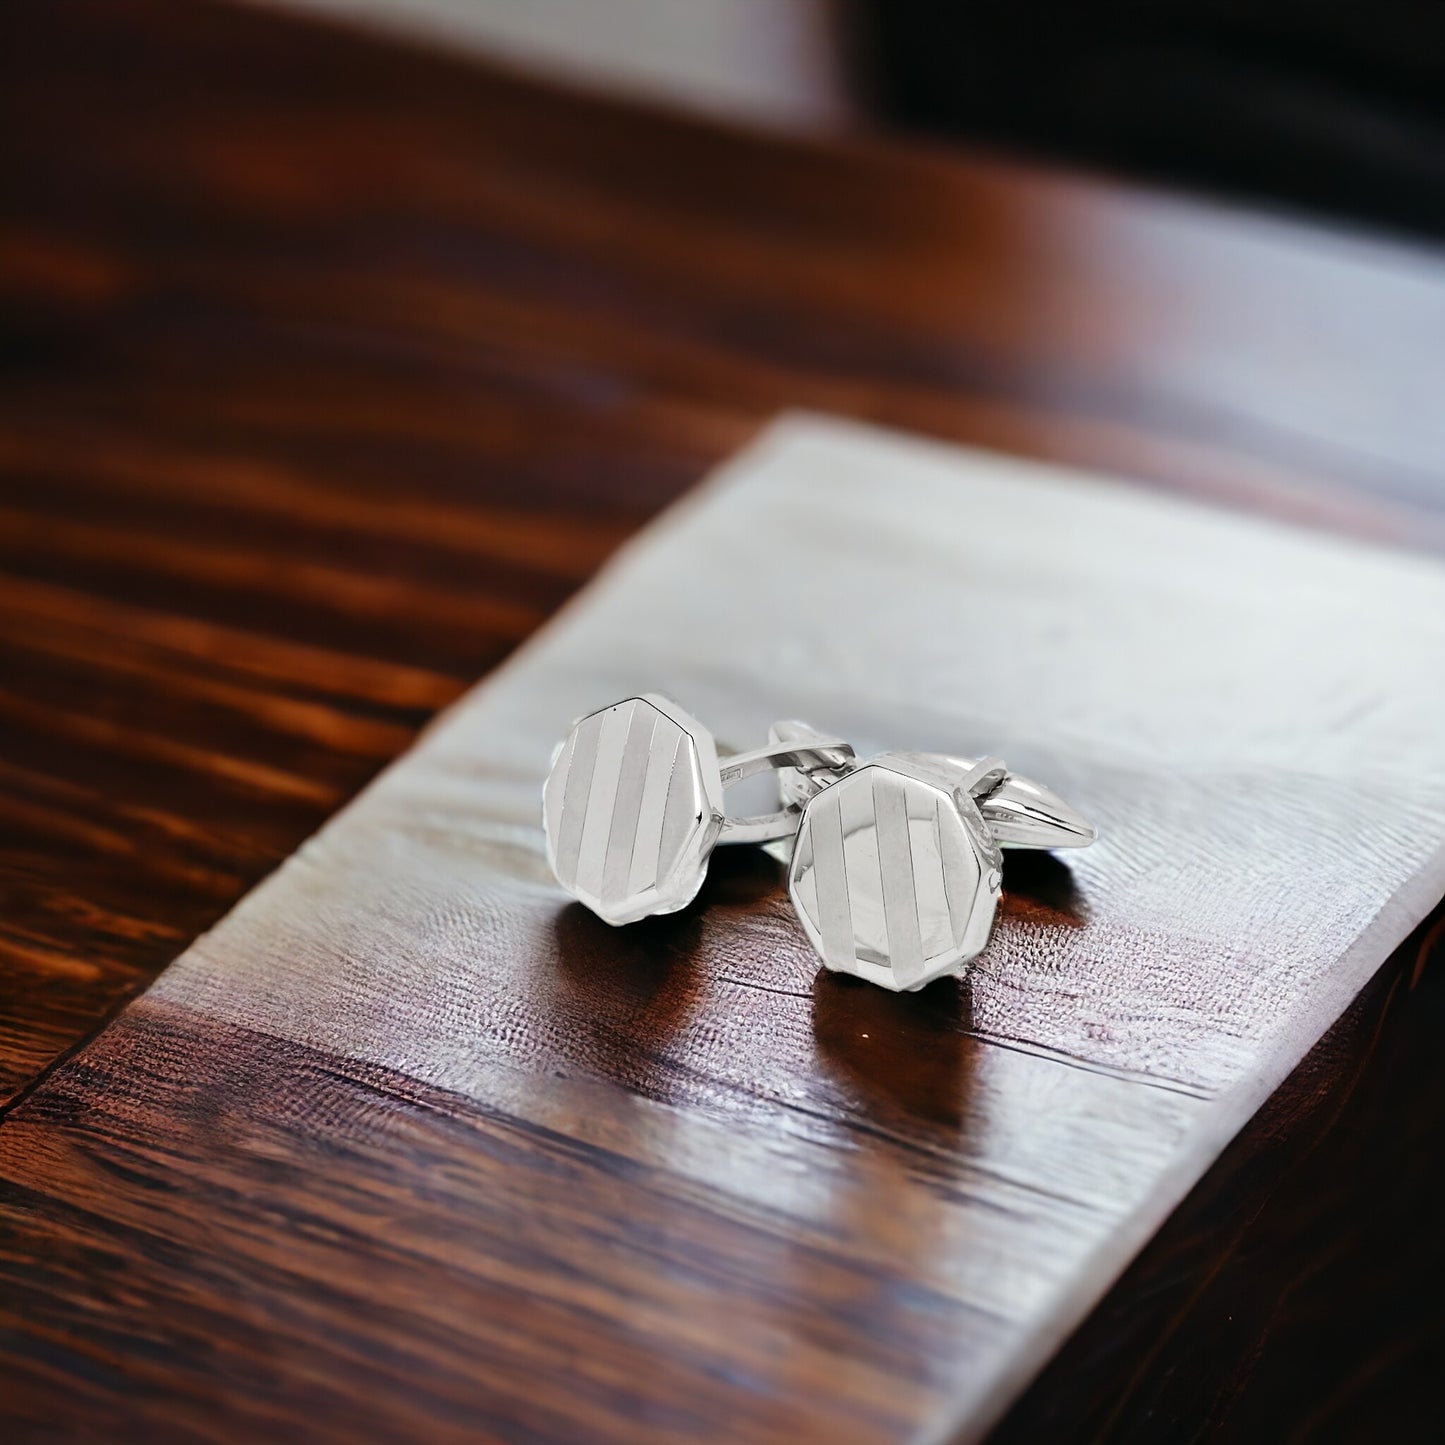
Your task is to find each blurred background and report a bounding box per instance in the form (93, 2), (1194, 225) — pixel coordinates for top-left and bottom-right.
(280, 0), (1445, 237)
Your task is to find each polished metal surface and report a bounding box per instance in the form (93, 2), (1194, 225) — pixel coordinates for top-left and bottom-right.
(894, 752), (1098, 851)
(543, 695), (851, 924)
(544, 695), (718, 925)
(772, 724), (1098, 852)
(789, 757), (1003, 992)
(715, 733), (854, 845)
(771, 724), (1097, 989)
(545, 696), (1094, 953)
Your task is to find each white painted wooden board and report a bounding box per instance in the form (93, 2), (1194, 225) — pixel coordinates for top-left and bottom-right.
(151, 414), (1445, 1441)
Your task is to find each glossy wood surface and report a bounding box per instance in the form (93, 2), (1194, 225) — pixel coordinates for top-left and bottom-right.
(2, 1), (1443, 1440)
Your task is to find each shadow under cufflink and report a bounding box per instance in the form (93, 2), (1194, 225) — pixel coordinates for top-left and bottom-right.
(1000, 849), (1090, 928)
(546, 846), (786, 1027)
(690, 843), (786, 912)
(549, 901), (706, 1053)
(810, 969), (978, 1134)
(541, 845), (805, 1103)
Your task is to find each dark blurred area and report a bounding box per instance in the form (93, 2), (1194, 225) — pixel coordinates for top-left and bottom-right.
(857, 1), (1445, 237)
(210, 1), (1445, 241)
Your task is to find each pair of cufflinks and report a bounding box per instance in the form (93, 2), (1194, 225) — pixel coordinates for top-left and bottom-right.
(543, 695), (1095, 992)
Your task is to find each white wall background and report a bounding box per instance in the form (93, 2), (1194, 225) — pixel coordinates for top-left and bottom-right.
(265, 0), (851, 129)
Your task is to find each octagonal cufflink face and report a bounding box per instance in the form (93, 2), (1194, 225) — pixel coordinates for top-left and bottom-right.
(788, 758), (1003, 991)
(543, 695), (723, 926)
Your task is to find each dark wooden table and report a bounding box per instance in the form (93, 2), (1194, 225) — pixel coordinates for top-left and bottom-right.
(1, 1), (1441, 1439)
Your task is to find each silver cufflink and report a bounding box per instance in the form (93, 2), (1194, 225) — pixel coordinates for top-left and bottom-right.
(770, 724), (1095, 991)
(542, 694), (852, 925)
(542, 697), (1096, 991)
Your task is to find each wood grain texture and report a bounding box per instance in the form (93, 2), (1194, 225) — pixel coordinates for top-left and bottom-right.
(2, 0), (1444, 1439)
(990, 915), (1445, 1444)
(7, 411), (1445, 1442)
(85, 415), (1444, 1442)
